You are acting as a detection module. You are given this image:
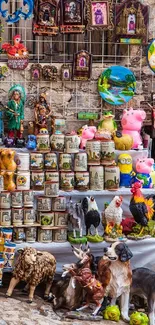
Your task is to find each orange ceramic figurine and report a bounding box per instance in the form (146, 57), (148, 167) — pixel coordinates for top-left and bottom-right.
(0, 149), (16, 171)
(2, 35), (29, 70)
(1, 171), (16, 191)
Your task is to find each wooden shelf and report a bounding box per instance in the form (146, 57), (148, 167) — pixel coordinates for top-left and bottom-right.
(40, 225), (68, 230)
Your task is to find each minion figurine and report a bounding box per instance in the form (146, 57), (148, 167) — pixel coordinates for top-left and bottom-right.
(118, 153), (135, 187)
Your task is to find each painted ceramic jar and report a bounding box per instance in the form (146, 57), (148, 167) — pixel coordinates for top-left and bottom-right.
(53, 228), (67, 242)
(37, 196), (52, 211)
(59, 153), (72, 171)
(0, 209), (11, 226)
(11, 190), (23, 208)
(25, 227), (37, 242)
(3, 242), (16, 271)
(65, 134), (80, 153)
(13, 228), (25, 243)
(0, 191), (11, 208)
(38, 229), (52, 243)
(0, 175), (4, 191)
(44, 152), (58, 170)
(52, 196), (67, 211)
(104, 166), (120, 190)
(54, 211), (68, 226)
(23, 190), (34, 207)
(16, 171), (30, 190)
(60, 172), (74, 191)
(50, 134), (65, 152)
(37, 133), (50, 151)
(86, 140), (101, 165)
(44, 181), (59, 197)
(24, 208), (36, 225)
(45, 171), (59, 182)
(16, 152), (30, 171)
(74, 152), (87, 172)
(75, 172), (89, 191)
(38, 212), (54, 226)
(1, 228), (13, 242)
(101, 140), (115, 166)
(12, 208), (24, 226)
(89, 166), (104, 190)
(31, 170), (45, 190)
(30, 152), (44, 170)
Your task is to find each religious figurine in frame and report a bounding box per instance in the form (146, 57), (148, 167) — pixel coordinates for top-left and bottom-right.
(42, 65), (58, 81)
(72, 50), (92, 81)
(60, 0), (85, 34)
(30, 64), (42, 81)
(33, 0), (59, 36)
(86, 0), (114, 31)
(61, 64), (71, 81)
(115, 0), (149, 44)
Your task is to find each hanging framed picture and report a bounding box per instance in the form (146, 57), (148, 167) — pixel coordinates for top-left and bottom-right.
(60, 0), (85, 34)
(33, 0), (59, 36)
(86, 0), (113, 31)
(61, 64), (71, 81)
(115, 0), (149, 44)
(72, 50), (92, 81)
(42, 65), (58, 81)
(30, 64), (42, 81)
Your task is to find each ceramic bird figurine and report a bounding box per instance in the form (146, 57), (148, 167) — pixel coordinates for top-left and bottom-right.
(98, 111), (117, 134)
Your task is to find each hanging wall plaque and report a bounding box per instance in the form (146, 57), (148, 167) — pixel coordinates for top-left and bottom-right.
(72, 50), (92, 81)
(30, 64), (42, 81)
(86, 0), (114, 31)
(42, 65), (58, 81)
(115, 0), (149, 44)
(60, 0), (85, 34)
(2, 35), (29, 70)
(33, 0), (59, 36)
(61, 64), (71, 81)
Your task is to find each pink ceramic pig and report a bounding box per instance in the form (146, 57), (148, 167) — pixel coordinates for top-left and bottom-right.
(134, 158), (154, 188)
(121, 108), (146, 149)
(80, 125), (97, 149)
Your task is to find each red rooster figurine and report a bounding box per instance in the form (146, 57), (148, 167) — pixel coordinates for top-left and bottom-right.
(2, 35), (29, 70)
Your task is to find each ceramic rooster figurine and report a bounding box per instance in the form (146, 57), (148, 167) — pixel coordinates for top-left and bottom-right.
(2, 35), (28, 58)
(129, 182), (155, 237)
(104, 196), (124, 241)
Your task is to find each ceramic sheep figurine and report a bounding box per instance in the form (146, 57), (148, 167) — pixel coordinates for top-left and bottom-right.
(6, 247), (56, 302)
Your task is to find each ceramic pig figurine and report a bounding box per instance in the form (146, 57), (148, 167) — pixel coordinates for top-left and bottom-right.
(80, 125), (97, 149)
(134, 158), (154, 188)
(121, 108), (146, 149)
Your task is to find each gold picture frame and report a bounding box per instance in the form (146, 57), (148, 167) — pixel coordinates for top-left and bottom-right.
(86, 0), (114, 31)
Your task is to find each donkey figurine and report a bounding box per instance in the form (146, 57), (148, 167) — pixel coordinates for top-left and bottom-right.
(67, 198), (83, 238)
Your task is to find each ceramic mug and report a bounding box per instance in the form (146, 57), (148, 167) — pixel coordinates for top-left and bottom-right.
(12, 208), (24, 226)
(0, 191), (11, 209)
(23, 190), (34, 207)
(44, 181), (59, 197)
(11, 190), (23, 208)
(65, 134), (80, 153)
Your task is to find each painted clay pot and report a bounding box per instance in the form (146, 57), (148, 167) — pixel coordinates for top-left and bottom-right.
(74, 152), (87, 171)
(54, 211), (68, 226)
(59, 153), (72, 171)
(52, 196), (67, 211)
(38, 229), (52, 243)
(23, 190), (34, 207)
(101, 140), (115, 166)
(11, 190), (23, 208)
(44, 152), (58, 170)
(31, 170), (45, 190)
(60, 172), (74, 191)
(1, 228), (13, 242)
(13, 228), (25, 243)
(44, 181), (59, 197)
(30, 152), (44, 170)
(3, 242), (16, 271)
(75, 172), (89, 191)
(23, 208), (36, 225)
(86, 140), (101, 165)
(16, 171), (30, 190)
(50, 134), (65, 152)
(65, 134), (80, 153)
(37, 134), (50, 151)
(37, 196), (52, 211)
(25, 227), (37, 242)
(0, 209), (11, 226)
(0, 191), (11, 208)
(12, 208), (24, 226)
(53, 228), (67, 242)
(89, 166), (104, 190)
(38, 212), (54, 226)
(45, 171), (59, 182)
(104, 166), (120, 190)
(16, 152), (30, 171)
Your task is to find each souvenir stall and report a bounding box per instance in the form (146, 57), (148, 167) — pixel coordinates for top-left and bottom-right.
(0, 0), (155, 322)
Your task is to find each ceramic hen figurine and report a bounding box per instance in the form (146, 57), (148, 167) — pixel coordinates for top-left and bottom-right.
(104, 196), (124, 241)
(2, 35), (28, 58)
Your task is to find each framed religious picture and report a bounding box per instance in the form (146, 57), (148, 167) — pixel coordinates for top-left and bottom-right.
(43, 65), (58, 81)
(30, 64), (42, 81)
(86, 0), (114, 31)
(72, 50), (92, 81)
(60, 0), (85, 33)
(33, 0), (59, 36)
(61, 64), (71, 81)
(115, 0), (149, 44)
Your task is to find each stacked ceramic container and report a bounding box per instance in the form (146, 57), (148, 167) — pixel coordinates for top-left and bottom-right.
(16, 152), (30, 190)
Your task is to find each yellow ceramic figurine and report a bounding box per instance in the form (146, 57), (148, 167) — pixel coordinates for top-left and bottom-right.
(98, 111), (117, 133)
(118, 153), (135, 187)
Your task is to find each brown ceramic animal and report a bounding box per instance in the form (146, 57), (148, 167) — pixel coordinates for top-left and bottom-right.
(0, 149), (16, 171)
(1, 171), (16, 191)
(113, 131), (133, 150)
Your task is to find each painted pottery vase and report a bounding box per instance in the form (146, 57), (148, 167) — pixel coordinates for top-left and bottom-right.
(38, 229), (52, 243)
(1, 228), (13, 242)
(59, 153), (72, 171)
(44, 152), (58, 170)
(54, 211), (68, 226)
(38, 212), (54, 226)
(60, 172), (74, 191)
(30, 152), (44, 170)
(11, 190), (23, 208)
(52, 196), (67, 211)
(86, 140), (101, 165)
(12, 207), (24, 226)
(104, 166), (120, 190)
(53, 228), (67, 242)
(31, 170), (45, 190)
(65, 134), (80, 153)
(23, 190), (34, 207)
(74, 152), (87, 171)
(25, 227), (37, 242)
(23, 208), (36, 225)
(89, 166), (104, 190)
(3, 242), (16, 271)
(13, 228), (25, 243)
(37, 196), (52, 211)
(16, 171), (30, 190)
(50, 134), (65, 152)
(37, 133), (50, 151)
(0, 191), (11, 208)
(16, 152), (30, 171)
(45, 171), (59, 182)
(44, 181), (59, 197)
(101, 140), (115, 165)
(75, 172), (89, 191)
(0, 209), (11, 226)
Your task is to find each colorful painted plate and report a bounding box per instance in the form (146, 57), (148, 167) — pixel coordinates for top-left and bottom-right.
(147, 39), (155, 73)
(98, 66), (136, 105)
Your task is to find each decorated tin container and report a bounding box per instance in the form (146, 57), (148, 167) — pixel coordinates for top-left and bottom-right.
(59, 153), (72, 171)
(86, 140), (101, 165)
(37, 133), (50, 151)
(16, 152), (30, 171)
(0, 175), (4, 191)
(0, 209), (11, 226)
(11, 190), (23, 208)
(53, 228), (67, 242)
(74, 152), (87, 172)
(65, 134), (80, 153)
(38, 212), (54, 226)
(44, 152), (58, 170)
(52, 196), (67, 211)
(3, 242), (16, 271)
(13, 228), (25, 243)
(30, 152), (44, 170)
(104, 166), (120, 190)
(60, 172), (74, 191)
(12, 208), (24, 226)
(25, 227), (37, 242)
(45, 171), (59, 182)
(37, 196), (52, 211)
(0, 191), (11, 208)
(31, 170), (45, 190)
(75, 172), (89, 191)
(38, 228), (52, 243)
(50, 134), (65, 152)
(1, 228), (13, 242)
(101, 140), (115, 166)
(16, 171), (30, 190)
(44, 181), (59, 197)
(23, 190), (34, 207)
(24, 208), (36, 225)
(54, 211), (68, 226)
(89, 166), (104, 190)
